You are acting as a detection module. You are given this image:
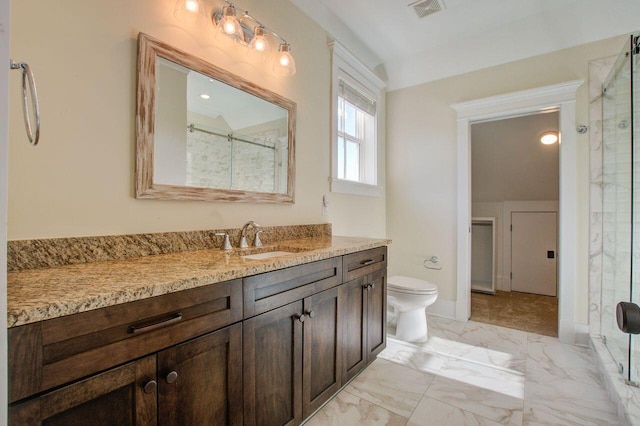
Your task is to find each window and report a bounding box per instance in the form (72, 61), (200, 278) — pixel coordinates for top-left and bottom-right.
(330, 42), (385, 196)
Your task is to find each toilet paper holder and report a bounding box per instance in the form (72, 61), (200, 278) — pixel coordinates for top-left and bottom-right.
(423, 256), (442, 270)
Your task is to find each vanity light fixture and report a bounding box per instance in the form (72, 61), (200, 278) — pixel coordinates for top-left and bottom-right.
(215, 5), (243, 39)
(176, 0), (296, 76)
(174, 0), (207, 23)
(273, 43), (296, 76)
(247, 26), (272, 62)
(540, 131), (559, 145)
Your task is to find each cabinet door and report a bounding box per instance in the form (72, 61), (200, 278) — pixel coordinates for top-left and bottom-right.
(366, 269), (387, 360)
(157, 323), (243, 426)
(244, 301), (304, 426)
(9, 355), (157, 426)
(302, 286), (342, 418)
(339, 276), (368, 383)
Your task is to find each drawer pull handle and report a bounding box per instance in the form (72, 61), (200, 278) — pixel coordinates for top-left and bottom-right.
(143, 380), (157, 394)
(128, 313), (183, 334)
(166, 371), (178, 384)
(360, 259), (375, 266)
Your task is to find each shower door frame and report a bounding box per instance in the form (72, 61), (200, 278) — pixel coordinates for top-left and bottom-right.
(453, 80), (584, 345)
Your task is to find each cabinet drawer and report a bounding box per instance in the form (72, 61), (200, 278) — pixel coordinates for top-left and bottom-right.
(9, 279), (242, 403)
(243, 257), (342, 318)
(342, 247), (387, 282)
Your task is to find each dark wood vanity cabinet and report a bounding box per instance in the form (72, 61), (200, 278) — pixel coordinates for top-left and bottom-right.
(9, 355), (158, 426)
(8, 246), (387, 426)
(8, 279), (243, 426)
(341, 248), (388, 383)
(10, 325), (243, 426)
(302, 286), (342, 417)
(243, 258), (344, 425)
(243, 300), (304, 426)
(157, 323), (243, 425)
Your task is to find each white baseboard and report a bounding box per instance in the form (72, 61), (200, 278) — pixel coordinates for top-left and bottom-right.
(426, 299), (456, 320)
(574, 323), (590, 347)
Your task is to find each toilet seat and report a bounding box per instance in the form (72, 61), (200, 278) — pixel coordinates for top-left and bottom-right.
(388, 276), (438, 295)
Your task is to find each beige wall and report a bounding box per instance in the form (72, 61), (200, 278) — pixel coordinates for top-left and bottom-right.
(387, 35), (628, 323)
(8, 0), (386, 240)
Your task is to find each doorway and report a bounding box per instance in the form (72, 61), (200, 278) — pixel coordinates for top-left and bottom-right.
(468, 112), (560, 336)
(452, 80), (583, 344)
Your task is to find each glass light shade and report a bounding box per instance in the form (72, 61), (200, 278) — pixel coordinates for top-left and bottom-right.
(247, 26), (272, 62)
(215, 5), (242, 39)
(540, 131), (559, 145)
(174, 0), (207, 23)
(273, 43), (296, 76)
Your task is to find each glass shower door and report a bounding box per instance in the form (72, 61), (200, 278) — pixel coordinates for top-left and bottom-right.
(601, 36), (632, 379)
(630, 34), (640, 384)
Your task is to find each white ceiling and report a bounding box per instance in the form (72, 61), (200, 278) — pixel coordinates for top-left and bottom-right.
(290, 0), (640, 90)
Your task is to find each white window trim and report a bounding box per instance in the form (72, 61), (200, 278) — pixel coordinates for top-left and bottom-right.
(329, 41), (386, 197)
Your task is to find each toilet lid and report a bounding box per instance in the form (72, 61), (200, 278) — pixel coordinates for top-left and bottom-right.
(388, 276), (438, 295)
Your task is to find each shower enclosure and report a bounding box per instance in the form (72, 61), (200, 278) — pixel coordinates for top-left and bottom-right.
(602, 33), (640, 384)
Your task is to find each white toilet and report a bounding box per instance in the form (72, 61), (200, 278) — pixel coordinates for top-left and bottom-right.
(387, 276), (438, 342)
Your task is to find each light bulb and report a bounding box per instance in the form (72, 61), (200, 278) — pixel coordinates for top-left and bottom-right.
(273, 43), (296, 76)
(247, 26), (272, 62)
(216, 5), (242, 39)
(174, 0), (207, 23)
(185, 0), (198, 12)
(223, 20), (237, 34)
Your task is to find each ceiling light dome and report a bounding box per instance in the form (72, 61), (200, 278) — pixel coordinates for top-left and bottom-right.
(540, 131), (559, 145)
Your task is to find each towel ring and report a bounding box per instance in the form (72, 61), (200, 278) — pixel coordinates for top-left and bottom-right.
(10, 60), (40, 146)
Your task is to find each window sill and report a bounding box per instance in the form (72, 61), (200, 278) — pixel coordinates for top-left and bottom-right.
(330, 179), (381, 197)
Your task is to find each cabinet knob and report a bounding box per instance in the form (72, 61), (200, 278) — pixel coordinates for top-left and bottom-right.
(143, 380), (157, 394)
(166, 371), (178, 384)
(362, 284), (370, 290)
(370, 283), (375, 290)
(295, 314), (305, 323)
(306, 310), (315, 319)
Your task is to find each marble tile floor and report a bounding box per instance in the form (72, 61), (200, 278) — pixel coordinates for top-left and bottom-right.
(305, 317), (621, 426)
(470, 291), (558, 338)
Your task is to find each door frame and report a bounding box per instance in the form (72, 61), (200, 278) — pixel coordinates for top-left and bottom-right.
(1, 0), (11, 421)
(453, 80), (583, 344)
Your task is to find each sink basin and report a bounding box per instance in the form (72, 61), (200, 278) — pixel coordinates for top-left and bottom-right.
(242, 251), (295, 260)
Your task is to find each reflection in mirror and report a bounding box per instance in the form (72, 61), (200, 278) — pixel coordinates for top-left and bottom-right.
(155, 58), (288, 193)
(136, 33), (296, 203)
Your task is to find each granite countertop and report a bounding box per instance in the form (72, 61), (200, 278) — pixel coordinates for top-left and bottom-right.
(7, 236), (390, 328)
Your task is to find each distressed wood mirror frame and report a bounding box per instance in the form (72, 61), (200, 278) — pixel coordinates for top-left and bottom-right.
(136, 33), (296, 203)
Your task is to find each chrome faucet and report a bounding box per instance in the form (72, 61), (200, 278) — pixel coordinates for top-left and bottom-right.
(214, 232), (232, 250)
(240, 221), (260, 248)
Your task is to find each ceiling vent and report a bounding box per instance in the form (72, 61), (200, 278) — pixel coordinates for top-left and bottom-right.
(408, 0), (445, 19)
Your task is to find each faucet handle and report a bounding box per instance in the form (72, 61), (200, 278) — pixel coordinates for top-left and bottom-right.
(214, 233), (232, 250)
(254, 230), (267, 247)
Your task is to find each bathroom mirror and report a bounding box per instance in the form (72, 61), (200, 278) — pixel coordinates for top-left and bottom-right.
(136, 33), (296, 203)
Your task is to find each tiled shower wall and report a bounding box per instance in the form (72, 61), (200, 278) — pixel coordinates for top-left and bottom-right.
(589, 56), (617, 336)
(185, 128), (284, 192)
